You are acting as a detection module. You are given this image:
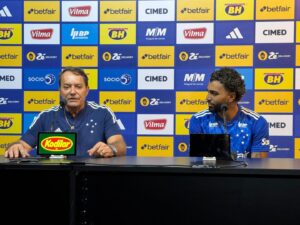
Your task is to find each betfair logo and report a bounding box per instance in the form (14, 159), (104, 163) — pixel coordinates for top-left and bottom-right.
(264, 73), (283, 85)
(0, 118), (13, 129)
(27, 8), (56, 15)
(180, 99), (207, 105)
(259, 6), (291, 12)
(103, 99), (131, 105)
(225, 4), (245, 16)
(180, 7), (210, 14)
(0, 28), (13, 40)
(141, 53), (170, 60)
(258, 99), (288, 105)
(27, 98), (56, 104)
(108, 28), (127, 40)
(103, 8), (132, 14)
(178, 142), (188, 152)
(140, 97), (150, 106)
(141, 144), (169, 151)
(219, 53), (249, 59)
(65, 54), (94, 60)
(0, 53), (18, 60)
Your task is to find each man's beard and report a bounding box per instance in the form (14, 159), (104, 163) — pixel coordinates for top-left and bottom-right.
(208, 103), (226, 113)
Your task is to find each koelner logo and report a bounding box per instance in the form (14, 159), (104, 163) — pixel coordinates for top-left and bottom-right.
(144, 119), (167, 130)
(69, 6), (91, 17)
(184, 27), (206, 39)
(31, 28), (53, 39)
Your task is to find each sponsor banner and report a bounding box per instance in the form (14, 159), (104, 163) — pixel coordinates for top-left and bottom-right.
(215, 45), (253, 67)
(99, 1), (136, 22)
(115, 113), (136, 135)
(84, 69), (98, 90)
(0, 46), (22, 67)
(176, 45), (214, 67)
(254, 91), (293, 113)
(176, 23), (214, 44)
(137, 22), (175, 45)
(138, 0), (175, 22)
(176, 91), (207, 112)
(137, 114), (174, 135)
(23, 113), (37, 133)
(62, 1), (98, 22)
(177, 0), (214, 21)
(0, 135), (20, 155)
(296, 68), (300, 90)
(86, 90), (98, 103)
(0, 90), (22, 112)
(0, 68), (22, 89)
(175, 68), (211, 91)
(62, 23), (98, 45)
(100, 23), (136, 45)
(24, 91), (59, 112)
(23, 45), (61, 68)
(137, 91), (174, 113)
(296, 45), (300, 66)
(294, 91), (300, 113)
(295, 115), (300, 136)
(99, 46), (137, 68)
(138, 69), (174, 90)
(99, 69), (136, 90)
(23, 69), (60, 90)
(0, 113), (22, 134)
(99, 91), (135, 112)
(254, 68), (293, 90)
(24, 23), (60, 44)
(256, 0), (295, 20)
(239, 91), (254, 109)
(174, 136), (189, 156)
(236, 68), (253, 90)
(215, 21), (254, 44)
(0, 24), (22, 44)
(24, 1), (60, 22)
(297, 22), (300, 43)
(122, 134), (136, 156)
(0, 2), (23, 22)
(254, 44), (294, 67)
(216, 0), (254, 20)
(175, 114), (192, 135)
(295, 138), (300, 158)
(255, 21), (294, 43)
(268, 136), (293, 158)
(297, 0), (300, 19)
(138, 46), (174, 67)
(137, 136), (173, 157)
(62, 46), (98, 67)
(263, 114), (293, 136)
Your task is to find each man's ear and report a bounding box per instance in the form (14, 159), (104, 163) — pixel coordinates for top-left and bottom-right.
(228, 92), (236, 103)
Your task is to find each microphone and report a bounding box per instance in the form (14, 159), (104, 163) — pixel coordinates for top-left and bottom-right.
(220, 103), (228, 134)
(60, 98), (67, 108)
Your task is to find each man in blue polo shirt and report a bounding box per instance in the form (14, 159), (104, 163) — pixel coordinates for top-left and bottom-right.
(5, 67), (126, 158)
(189, 67), (269, 159)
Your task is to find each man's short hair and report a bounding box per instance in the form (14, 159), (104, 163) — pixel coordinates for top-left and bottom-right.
(59, 67), (88, 87)
(210, 67), (245, 102)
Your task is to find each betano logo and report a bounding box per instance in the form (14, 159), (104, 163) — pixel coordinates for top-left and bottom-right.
(62, 46), (98, 67)
(99, 92), (135, 112)
(138, 46), (174, 67)
(24, 91), (59, 112)
(256, 0), (294, 20)
(216, 0), (254, 20)
(0, 46), (22, 67)
(176, 114), (192, 135)
(216, 45), (253, 67)
(100, 1), (136, 22)
(255, 68), (293, 90)
(255, 92), (293, 113)
(100, 24), (136, 44)
(24, 1), (60, 21)
(177, 0), (214, 21)
(0, 113), (21, 134)
(0, 24), (21, 44)
(176, 92), (207, 112)
(137, 136), (173, 157)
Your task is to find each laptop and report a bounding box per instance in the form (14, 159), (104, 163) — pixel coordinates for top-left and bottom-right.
(37, 132), (77, 156)
(189, 133), (232, 160)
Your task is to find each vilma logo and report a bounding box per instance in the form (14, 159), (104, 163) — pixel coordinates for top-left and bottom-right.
(0, 118), (13, 129)
(41, 136), (73, 151)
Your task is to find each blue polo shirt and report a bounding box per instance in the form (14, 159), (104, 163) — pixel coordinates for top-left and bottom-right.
(189, 105), (269, 158)
(22, 101), (121, 156)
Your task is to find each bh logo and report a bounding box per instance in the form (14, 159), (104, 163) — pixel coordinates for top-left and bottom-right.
(109, 28), (127, 40)
(225, 4), (244, 16)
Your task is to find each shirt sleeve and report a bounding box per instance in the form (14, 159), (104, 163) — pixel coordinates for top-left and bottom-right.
(103, 108), (121, 140)
(189, 115), (203, 134)
(251, 116), (270, 153)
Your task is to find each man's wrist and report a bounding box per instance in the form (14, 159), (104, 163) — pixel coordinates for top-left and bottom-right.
(108, 144), (117, 156)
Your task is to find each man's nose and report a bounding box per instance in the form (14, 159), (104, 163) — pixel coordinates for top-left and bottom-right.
(70, 86), (76, 94)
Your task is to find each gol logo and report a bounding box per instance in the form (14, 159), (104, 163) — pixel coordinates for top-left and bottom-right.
(264, 73), (283, 85)
(0, 118), (13, 129)
(41, 136), (73, 151)
(0, 28), (13, 40)
(225, 4), (245, 16)
(108, 28), (127, 40)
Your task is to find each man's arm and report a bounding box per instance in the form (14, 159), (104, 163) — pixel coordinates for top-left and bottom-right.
(5, 140), (33, 158)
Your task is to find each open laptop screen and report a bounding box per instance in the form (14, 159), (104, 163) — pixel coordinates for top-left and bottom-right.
(37, 132), (77, 156)
(189, 133), (232, 160)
